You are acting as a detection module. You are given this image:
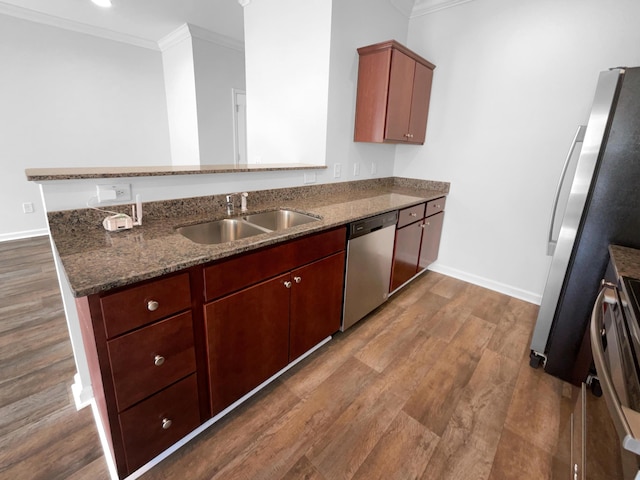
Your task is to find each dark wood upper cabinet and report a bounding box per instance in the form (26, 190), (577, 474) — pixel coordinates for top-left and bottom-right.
(354, 40), (435, 144)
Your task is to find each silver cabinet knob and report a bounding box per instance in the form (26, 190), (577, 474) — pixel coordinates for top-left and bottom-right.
(147, 300), (159, 312)
(294, 276), (302, 284)
(154, 355), (165, 367)
(284, 281), (292, 288)
(162, 418), (172, 430)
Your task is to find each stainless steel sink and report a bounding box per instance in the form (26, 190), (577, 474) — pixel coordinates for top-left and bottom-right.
(176, 219), (269, 245)
(177, 209), (320, 244)
(243, 209), (319, 231)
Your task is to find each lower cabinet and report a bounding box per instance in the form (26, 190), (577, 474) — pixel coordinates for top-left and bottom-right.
(118, 374), (200, 472)
(391, 197), (446, 291)
(76, 271), (202, 478)
(390, 219), (424, 291)
(203, 227), (346, 416)
(205, 273), (291, 414)
(418, 211), (444, 271)
(289, 252), (345, 360)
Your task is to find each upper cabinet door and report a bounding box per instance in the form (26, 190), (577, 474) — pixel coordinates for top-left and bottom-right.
(385, 49), (416, 142)
(408, 61), (434, 145)
(354, 40), (435, 145)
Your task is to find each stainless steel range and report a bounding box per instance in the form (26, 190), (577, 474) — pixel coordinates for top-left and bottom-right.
(590, 273), (640, 479)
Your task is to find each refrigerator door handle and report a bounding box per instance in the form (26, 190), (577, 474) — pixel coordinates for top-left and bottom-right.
(547, 124), (587, 256)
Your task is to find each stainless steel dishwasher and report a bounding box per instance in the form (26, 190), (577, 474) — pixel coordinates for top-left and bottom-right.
(342, 210), (398, 331)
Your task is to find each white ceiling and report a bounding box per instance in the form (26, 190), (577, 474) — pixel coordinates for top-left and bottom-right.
(0, 0), (473, 51)
(0, 0), (245, 49)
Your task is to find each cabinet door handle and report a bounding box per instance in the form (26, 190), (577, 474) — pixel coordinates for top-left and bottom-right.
(294, 276), (302, 284)
(147, 300), (159, 312)
(154, 355), (165, 367)
(162, 418), (172, 430)
(409, 213), (417, 217)
(284, 281), (292, 289)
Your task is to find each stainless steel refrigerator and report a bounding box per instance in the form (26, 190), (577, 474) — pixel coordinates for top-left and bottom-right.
(530, 66), (640, 383)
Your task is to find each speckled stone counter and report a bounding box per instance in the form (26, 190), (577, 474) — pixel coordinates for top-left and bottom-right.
(25, 163), (323, 181)
(609, 245), (640, 280)
(48, 177), (449, 297)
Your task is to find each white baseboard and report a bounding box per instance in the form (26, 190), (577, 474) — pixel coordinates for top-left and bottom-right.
(0, 228), (49, 242)
(428, 263), (542, 305)
(71, 373), (94, 410)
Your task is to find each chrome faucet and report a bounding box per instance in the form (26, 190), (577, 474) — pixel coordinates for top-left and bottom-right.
(225, 194), (235, 216)
(225, 192), (248, 216)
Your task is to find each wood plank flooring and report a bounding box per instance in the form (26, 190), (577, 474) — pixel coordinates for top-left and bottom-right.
(1, 236), (578, 480)
(0, 236), (109, 480)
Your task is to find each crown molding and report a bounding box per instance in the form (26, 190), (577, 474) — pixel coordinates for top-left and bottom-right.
(0, 1), (159, 50)
(188, 24), (244, 52)
(157, 23), (191, 51)
(388, 0), (415, 17)
(411, 0), (476, 17)
(158, 23), (244, 53)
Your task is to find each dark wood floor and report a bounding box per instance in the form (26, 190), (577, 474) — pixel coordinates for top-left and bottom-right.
(1, 236), (578, 479)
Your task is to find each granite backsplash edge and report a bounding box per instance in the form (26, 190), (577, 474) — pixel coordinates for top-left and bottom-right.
(47, 177), (450, 234)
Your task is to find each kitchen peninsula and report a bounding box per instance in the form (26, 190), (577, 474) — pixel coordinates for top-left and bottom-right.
(29, 168), (449, 478)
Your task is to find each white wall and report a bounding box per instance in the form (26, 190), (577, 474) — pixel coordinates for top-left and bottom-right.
(395, 0), (640, 302)
(244, 0), (333, 165)
(161, 30), (200, 166)
(192, 35), (246, 164)
(325, 0), (409, 181)
(0, 14), (171, 240)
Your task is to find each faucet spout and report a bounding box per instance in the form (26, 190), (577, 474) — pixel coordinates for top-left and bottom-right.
(225, 194), (235, 216)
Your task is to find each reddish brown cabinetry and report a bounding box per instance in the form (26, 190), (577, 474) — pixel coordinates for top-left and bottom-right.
(390, 197), (446, 291)
(354, 40), (435, 144)
(204, 227), (346, 415)
(76, 272), (201, 478)
(205, 273), (291, 414)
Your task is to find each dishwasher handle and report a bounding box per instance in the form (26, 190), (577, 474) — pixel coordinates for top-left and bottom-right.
(348, 211), (398, 240)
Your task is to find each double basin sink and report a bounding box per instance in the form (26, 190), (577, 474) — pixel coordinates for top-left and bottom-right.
(177, 209), (320, 245)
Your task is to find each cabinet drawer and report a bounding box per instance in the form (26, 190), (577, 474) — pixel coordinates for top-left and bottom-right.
(204, 227), (346, 301)
(397, 203), (426, 228)
(119, 374), (200, 473)
(100, 273), (191, 338)
(107, 311), (196, 411)
(288, 226), (346, 268)
(425, 196), (446, 217)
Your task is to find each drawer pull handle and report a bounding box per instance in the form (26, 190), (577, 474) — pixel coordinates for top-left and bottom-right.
(294, 276), (302, 284)
(147, 300), (159, 312)
(154, 355), (165, 367)
(284, 281), (292, 289)
(409, 213), (417, 217)
(162, 418), (172, 430)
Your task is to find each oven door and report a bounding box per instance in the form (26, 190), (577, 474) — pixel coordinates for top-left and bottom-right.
(591, 284), (640, 479)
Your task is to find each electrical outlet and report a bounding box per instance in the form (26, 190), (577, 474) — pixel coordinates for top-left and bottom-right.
(304, 172), (317, 184)
(22, 202), (34, 214)
(353, 163), (360, 176)
(334, 163), (341, 178)
(371, 162), (377, 175)
(97, 184), (131, 203)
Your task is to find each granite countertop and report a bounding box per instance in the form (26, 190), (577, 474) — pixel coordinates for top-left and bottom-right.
(609, 245), (640, 280)
(25, 163), (323, 181)
(49, 178), (449, 297)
